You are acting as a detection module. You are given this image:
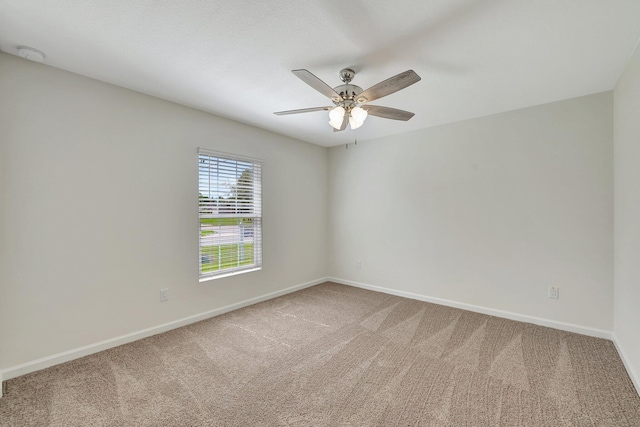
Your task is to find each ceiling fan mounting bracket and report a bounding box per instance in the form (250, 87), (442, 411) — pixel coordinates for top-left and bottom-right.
(331, 69), (362, 102)
(339, 68), (355, 83)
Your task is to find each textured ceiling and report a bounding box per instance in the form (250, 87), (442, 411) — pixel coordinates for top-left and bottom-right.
(1, 0), (640, 147)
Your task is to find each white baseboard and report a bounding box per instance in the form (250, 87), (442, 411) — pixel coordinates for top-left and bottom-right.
(0, 277), (327, 388)
(328, 277), (613, 340)
(612, 333), (640, 396)
(3, 277), (632, 400)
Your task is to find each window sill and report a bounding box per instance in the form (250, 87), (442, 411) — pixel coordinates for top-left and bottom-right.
(199, 267), (261, 283)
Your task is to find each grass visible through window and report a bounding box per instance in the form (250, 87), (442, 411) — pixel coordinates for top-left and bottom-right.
(200, 243), (255, 272)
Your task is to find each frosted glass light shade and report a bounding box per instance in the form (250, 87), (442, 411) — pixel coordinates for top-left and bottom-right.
(349, 106), (368, 129)
(328, 106), (346, 129)
(348, 117), (361, 129)
(351, 106), (368, 122)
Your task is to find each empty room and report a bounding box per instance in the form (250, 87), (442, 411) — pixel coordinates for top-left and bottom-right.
(1, 0), (640, 425)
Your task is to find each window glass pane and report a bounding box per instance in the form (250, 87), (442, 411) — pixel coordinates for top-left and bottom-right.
(198, 151), (262, 279)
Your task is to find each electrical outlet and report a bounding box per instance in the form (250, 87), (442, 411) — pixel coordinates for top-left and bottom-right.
(548, 286), (559, 299)
(356, 260), (361, 269)
(160, 288), (169, 302)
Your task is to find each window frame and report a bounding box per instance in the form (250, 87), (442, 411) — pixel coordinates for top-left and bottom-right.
(198, 148), (263, 281)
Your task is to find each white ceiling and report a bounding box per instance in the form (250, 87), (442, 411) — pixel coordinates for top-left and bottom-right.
(1, 0), (639, 147)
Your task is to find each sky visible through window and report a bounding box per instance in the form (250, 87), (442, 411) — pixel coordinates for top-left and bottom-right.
(198, 155), (253, 201)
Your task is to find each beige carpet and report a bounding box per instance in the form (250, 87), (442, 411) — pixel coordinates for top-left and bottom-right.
(1, 282), (639, 426)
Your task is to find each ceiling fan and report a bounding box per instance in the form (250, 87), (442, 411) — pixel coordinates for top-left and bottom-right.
(274, 68), (421, 132)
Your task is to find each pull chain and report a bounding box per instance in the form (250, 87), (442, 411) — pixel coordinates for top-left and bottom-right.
(344, 123), (359, 149)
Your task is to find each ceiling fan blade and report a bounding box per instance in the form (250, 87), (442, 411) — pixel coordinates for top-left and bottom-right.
(274, 106), (332, 115)
(333, 111), (348, 132)
(356, 70), (421, 104)
(363, 105), (415, 121)
(292, 69), (342, 101)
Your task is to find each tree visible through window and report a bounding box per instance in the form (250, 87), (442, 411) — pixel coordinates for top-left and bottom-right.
(198, 150), (262, 279)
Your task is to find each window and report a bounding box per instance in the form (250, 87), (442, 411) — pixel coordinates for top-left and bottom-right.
(198, 149), (262, 280)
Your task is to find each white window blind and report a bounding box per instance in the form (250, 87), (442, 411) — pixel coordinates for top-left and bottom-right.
(198, 149), (262, 280)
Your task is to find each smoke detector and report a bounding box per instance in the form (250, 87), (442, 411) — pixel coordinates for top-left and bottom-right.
(17, 46), (45, 63)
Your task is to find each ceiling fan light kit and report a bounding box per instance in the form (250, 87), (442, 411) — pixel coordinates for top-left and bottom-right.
(349, 106), (368, 129)
(328, 106), (346, 129)
(274, 67), (421, 133)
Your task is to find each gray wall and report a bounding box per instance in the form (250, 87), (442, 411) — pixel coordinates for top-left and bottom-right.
(0, 52), (329, 370)
(614, 42), (640, 390)
(329, 92), (613, 331)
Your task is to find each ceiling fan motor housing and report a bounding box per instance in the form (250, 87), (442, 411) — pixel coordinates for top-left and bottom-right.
(333, 84), (363, 103)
